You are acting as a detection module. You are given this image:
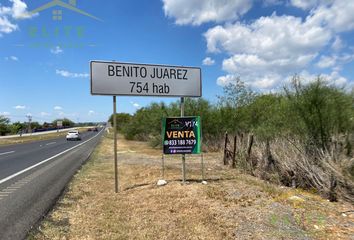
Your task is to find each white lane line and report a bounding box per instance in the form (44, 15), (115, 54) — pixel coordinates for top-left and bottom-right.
(0, 128), (103, 185)
(1, 191), (13, 194)
(46, 142), (56, 146)
(0, 151), (15, 156)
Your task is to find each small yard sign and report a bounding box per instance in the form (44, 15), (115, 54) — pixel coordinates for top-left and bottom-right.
(162, 117), (201, 154)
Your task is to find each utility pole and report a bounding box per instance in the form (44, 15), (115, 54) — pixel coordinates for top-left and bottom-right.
(26, 114), (32, 134)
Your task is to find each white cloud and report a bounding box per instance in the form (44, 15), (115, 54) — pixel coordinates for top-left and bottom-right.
(14, 105), (26, 110)
(306, 0), (354, 33)
(0, 0), (36, 36)
(5, 56), (18, 61)
(217, 73), (281, 90)
(130, 101), (141, 109)
(202, 57), (215, 66)
(56, 69), (89, 78)
(50, 46), (63, 55)
(10, 0), (34, 19)
(40, 112), (51, 116)
(293, 70), (349, 87)
(162, 0), (252, 25)
(162, 0), (353, 91)
(88, 110), (95, 116)
(316, 55), (336, 68)
(217, 74), (237, 86)
(54, 106), (63, 111)
(205, 15), (331, 57)
(331, 36), (344, 51)
(289, 0), (332, 10)
(0, 16), (17, 35)
(206, 14), (332, 89)
(1, 112), (10, 116)
(316, 53), (354, 69)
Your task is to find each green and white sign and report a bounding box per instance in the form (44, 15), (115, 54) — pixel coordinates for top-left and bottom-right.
(162, 117), (201, 154)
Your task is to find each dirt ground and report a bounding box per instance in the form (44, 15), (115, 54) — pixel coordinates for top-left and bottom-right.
(29, 133), (354, 240)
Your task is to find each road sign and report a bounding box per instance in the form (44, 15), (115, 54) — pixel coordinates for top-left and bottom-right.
(57, 121), (63, 128)
(90, 61), (202, 97)
(162, 116), (201, 154)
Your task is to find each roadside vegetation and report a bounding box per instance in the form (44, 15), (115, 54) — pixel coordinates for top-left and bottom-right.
(0, 118), (77, 136)
(0, 117), (102, 138)
(30, 133), (354, 239)
(109, 76), (354, 203)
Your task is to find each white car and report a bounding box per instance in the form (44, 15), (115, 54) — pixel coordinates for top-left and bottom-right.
(66, 130), (81, 141)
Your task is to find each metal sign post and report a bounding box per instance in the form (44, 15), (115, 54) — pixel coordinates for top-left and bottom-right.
(180, 97), (186, 184)
(113, 96), (118, 193)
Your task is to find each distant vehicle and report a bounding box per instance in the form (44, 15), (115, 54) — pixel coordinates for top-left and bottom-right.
(93, 127), (98, 132)
(66, 130), (81, 141)
(87, 128), (92, 131)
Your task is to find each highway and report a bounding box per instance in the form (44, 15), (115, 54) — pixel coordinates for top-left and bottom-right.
(0, 129), (104, 240)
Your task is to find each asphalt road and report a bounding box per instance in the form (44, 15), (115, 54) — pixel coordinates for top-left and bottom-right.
(0, 129), (104, 240)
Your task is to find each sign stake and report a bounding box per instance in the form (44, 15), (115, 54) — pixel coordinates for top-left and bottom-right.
(201, 153), (205, 181)
(113, 96), (118, 193)
(180, 97), (186, 184)
(161, 154), (165, 179)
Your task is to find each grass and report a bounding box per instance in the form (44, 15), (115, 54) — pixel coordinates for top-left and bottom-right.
(29, 133), (354, 240)
(0, 128), (88, 146)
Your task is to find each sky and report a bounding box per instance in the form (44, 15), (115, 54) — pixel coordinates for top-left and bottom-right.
(0, 0), (353, 123)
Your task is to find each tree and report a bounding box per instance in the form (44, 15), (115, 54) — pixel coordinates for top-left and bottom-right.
(109, 113), (132, 131)
(217, 78), (257, 133)
(0, 115), (10, 136)
(10, 121), (26, 134)
(247, 94), (287, 140)
(285, 76), (354, 151)
(217, 77), (256, 109)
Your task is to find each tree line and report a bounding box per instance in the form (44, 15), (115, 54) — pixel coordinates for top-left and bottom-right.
(111, 76), (353, 152)
(0, 118), (76, 136)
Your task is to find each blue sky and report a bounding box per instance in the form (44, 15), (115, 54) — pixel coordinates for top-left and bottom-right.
(1, 0), (353, 123)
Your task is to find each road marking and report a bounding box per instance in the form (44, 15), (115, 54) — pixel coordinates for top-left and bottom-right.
(0, 151), (15, 156)
(46, 142), (56, 146)
(0, 129), (103, 185)
(1, 191), (13, 194)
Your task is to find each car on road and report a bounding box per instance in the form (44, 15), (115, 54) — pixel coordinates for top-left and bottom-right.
(66, 130), (81, 141)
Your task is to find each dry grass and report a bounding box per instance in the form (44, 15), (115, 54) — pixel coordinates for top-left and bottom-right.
(29, 133), (354, 240)
(0, 128), (88, 146)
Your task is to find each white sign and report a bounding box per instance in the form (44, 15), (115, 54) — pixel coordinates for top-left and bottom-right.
(57, 121), (63, 127)
(90, 61), (202, 97)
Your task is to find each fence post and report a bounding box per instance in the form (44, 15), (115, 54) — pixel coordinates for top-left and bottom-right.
(328, 174), (337, 202)
(232, 135), (237, 168)
(247, 134), (254, 158)
(223, 131), (228, 165)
